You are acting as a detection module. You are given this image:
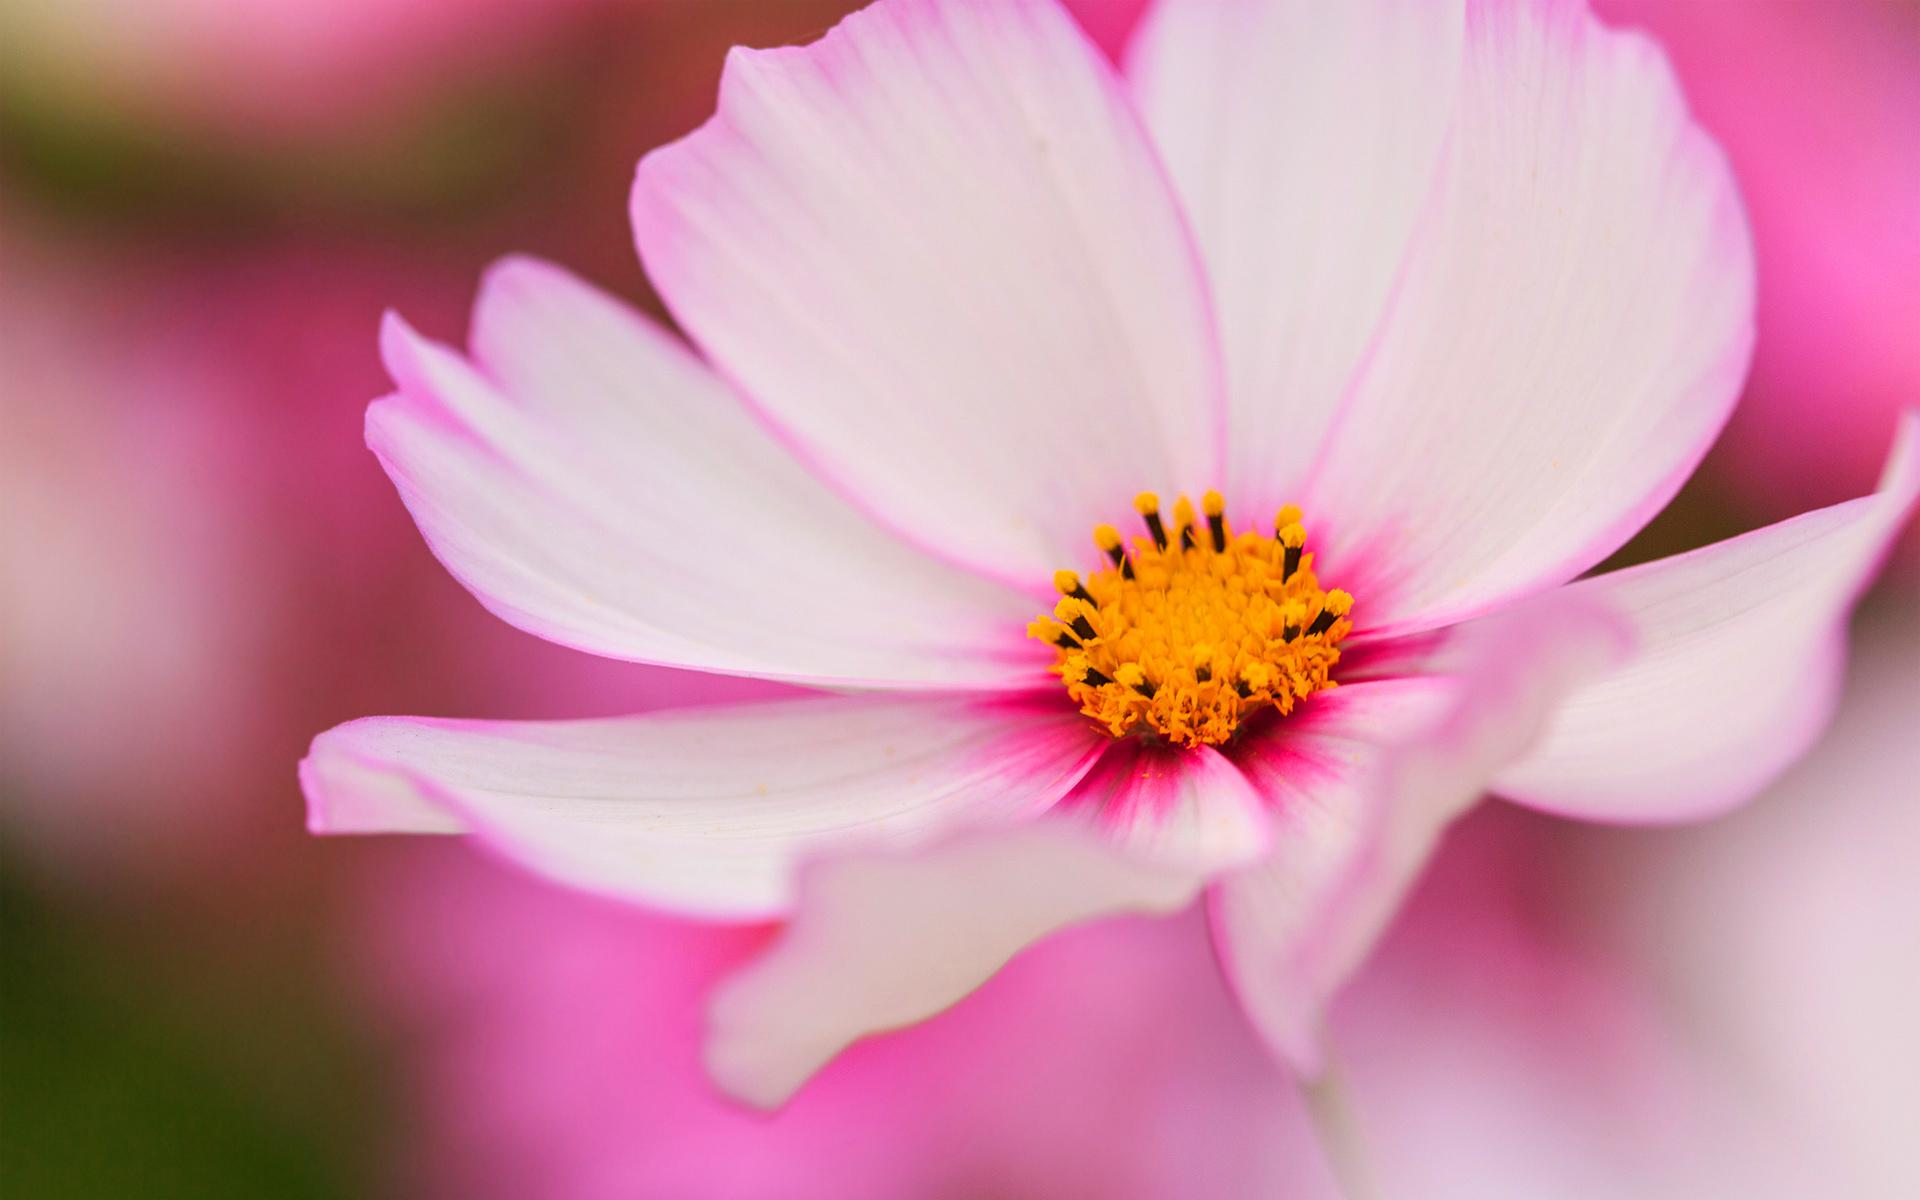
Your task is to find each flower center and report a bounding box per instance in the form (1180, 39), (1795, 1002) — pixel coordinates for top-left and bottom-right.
(1029, 491), (1352, 748)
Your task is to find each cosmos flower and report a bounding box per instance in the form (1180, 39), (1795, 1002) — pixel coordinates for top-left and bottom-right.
(366, 853), (1318, 1200)
(1596, 0), (1920, 567)
(353, 604), (1920, 1200)
(302, 0), (1920, 1108)
(0, 0), (592, 137)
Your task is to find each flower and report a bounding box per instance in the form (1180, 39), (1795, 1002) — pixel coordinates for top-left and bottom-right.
(302, 0), (1920, 1108)
(0, 0), (593, 138)
(365, 851), (1313, 1199)
(1326, 597), (1920, 1198)
(354, 609), (1920, 1198)
(1596, 0), (1920, 573)
(1583, 599), (1920, 1197)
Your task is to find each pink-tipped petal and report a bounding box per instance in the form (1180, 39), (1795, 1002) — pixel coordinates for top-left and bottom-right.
(373, 267), (1043, 690)
(699, 687), (1272, 1109)
(301, 693), (1105, 920)
(1495, 411), (1920, 823)
(1055, 736), (1270, 871)
(1210, 596), (1630, 1074)
(1302, 0), (1754, 636)
(1125, 0), (1465, 515)
(706, 821), (1203, 1109)
(631, 0), (1225, 583)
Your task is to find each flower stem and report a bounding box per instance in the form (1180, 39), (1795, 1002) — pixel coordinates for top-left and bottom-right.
(1300, 1056), (1380, 1200)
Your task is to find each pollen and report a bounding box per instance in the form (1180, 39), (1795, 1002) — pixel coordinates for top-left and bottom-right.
(1030, 491), (1353, 748)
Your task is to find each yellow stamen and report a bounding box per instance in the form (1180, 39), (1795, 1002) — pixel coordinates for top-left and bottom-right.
(1172, 495), (1198, 550)
(1030, 493), (1354, 748)
(1202, 489), (1228, 551)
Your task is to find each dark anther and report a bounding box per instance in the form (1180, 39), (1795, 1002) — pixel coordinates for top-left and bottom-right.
(1179, 523), (1196, 551)
(1133, 678), (1157, 698)
(1071, 614), (1098, 641)
(1053, 630), (1082, 650)
(1282, 545), (1302, 582)
(1234, 680), (1253, 698)
(1081, 667), (1114, 687)
(1282, 623), (1301, 643)
(1208, 513), (1226, 553)
(1102, 542), (1127, 568)
(1195, 665), (1212, 683)
(1054, 572), (1097, 606)
(1142, 509), (1169, 551)
(1306, 609), (1338, 637)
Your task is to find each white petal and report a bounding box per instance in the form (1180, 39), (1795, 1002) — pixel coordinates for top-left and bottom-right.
(1210, 595), (1629, 1073)
(374, 261), (1043, 689)
(1495, 411), (1920, 822)
(631, 0), (1225, 583)
(706, 820), (1203, 1108)
(1302, 0), (1754, 636)
(1126, 0), (1465, 516)
(301, 693), (1105, 919)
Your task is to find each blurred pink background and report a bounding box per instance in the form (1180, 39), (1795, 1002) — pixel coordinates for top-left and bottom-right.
(2, 1), (1915, 1195)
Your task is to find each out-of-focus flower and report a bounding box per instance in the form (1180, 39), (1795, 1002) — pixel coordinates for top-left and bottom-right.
(302, 0), (1919, 1109)
(366, 848), (1338, 1200)
(0, 207), (673, 890)
(0, 222), (269, 880)
(0, 0), (595, 139)
(1330, 597), (1920, 1199)
(1586, 597), (1920, 1197)
(0, 0), (638, 225)
(1596, 0), (1920, 571)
